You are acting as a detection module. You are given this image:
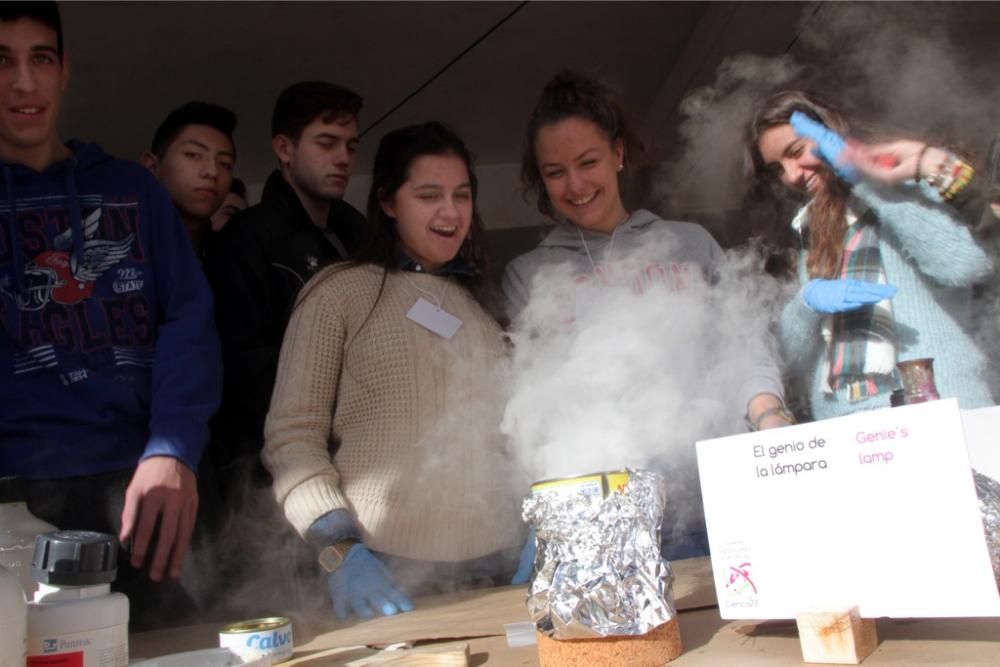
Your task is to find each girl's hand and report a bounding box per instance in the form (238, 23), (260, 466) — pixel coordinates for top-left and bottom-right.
(803, 278), (897, 314)
(327, 544), (414, 619)
(844, 140), (949, 185)
(790, 112), (858, 183)
(511, 527), (536, 585)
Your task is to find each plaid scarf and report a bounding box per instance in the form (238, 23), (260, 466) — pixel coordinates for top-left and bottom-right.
(820, 209), (897, 400)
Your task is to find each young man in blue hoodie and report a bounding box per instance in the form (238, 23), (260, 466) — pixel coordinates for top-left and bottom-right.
(0, 3), (221, 627)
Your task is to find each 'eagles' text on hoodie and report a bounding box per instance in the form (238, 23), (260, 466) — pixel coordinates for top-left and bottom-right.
(0, 142), (222, 479)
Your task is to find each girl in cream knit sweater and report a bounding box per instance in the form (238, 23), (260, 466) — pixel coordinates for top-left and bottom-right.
(263, 123), (524, 620)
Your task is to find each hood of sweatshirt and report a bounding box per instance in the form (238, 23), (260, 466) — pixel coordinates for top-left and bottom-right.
(536, 209), (662, 251)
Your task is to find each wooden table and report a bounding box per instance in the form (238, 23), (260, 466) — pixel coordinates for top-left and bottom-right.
(131, 558), (1000, 666)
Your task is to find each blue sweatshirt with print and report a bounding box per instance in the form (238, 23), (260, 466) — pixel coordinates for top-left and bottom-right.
(0, 142), (221, 479)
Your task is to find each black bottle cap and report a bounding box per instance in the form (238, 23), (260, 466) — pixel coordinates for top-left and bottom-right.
(31, 531), (118, 586)
(0, 476), (27, 503)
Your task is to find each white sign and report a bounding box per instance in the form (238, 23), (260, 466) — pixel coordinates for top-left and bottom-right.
(696, 399), (1000, 619)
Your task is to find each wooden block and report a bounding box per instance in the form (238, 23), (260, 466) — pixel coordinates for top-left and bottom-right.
(536, 617), (682, 667)
(795, 608), (878, 664)
(281, 645), (371, 666)
(283, 642), (468, 667)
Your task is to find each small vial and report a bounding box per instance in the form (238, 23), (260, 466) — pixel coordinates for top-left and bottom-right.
(896, 358), (941, 404)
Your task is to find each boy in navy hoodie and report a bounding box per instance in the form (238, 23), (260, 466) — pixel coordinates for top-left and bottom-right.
(0, 3), (221, 627)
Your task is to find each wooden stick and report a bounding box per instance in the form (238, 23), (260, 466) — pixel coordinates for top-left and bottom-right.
(282, 645), (372, 666)
(344, 642), (469, 666)
(283, 642), (469, 667)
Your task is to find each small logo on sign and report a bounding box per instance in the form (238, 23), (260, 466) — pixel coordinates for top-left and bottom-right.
(726, 561), (757, 596)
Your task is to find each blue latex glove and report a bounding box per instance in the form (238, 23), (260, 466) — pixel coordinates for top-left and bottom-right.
(790, 111), (857, 183)
(327, 544), (414, 620)
(803, 279), (897, 314)
(511, 527), (536, 585)
(305, 509), (362, 547)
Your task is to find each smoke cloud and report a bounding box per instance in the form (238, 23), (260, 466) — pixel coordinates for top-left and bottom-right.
(797, 3), (999, 147)
(661, 54), (805, 214)
(661, 2), (1000, 214)
(502, 236), (790, 545)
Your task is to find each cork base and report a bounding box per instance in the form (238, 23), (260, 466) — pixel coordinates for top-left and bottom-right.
(536, 617), (682, 667)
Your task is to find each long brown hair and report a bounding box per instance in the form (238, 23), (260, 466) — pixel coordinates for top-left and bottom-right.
(746, 91), (853, 279)
(295, 122), (501, 322)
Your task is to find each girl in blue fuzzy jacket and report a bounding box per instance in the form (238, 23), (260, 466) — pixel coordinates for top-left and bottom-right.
(747, 90), (994, 421)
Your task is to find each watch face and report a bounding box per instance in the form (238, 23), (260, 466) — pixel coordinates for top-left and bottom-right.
(318, 546), (344, 573)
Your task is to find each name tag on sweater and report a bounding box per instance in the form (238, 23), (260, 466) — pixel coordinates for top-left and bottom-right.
(407, 297), (463, 339)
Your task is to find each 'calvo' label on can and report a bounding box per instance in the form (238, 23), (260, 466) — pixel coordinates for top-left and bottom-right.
(220, 617), (293, 664)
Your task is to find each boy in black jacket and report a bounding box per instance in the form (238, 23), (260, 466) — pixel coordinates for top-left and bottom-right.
(204, 81), (365, 482)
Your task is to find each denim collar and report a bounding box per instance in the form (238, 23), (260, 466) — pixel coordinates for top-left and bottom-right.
(395, 252), (477, 278)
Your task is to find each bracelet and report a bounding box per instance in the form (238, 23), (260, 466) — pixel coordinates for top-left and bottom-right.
(938, 155), (959, 193)
(915, 144), (930, 181)
(921, 148), (975, 200)
(925, 152), (949, 188)
(942, 159), (975, 201)
(745, 406), (797, 432)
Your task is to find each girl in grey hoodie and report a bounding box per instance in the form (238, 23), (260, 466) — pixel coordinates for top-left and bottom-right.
(503, 71), (792, 563)
(504, 71), (791, 433)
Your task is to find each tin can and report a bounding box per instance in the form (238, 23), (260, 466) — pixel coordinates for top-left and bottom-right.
(531, 470), (630, 499)
(219, 617), (293, 664)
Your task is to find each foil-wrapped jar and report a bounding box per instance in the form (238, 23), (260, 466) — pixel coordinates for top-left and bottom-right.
(522, 469), (676, 639)
(974, 470), (1000, 591)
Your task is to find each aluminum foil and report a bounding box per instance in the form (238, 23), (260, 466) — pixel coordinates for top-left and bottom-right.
(522, 469), (676, 639)
(973, 470), (1000, 591)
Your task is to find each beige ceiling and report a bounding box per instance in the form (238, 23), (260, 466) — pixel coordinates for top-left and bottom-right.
(57, 2), (802, 177)
(57, 1), (1000, 211)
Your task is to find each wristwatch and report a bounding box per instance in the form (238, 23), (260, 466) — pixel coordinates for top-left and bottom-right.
(745, 406), (797, 432)
(318, 539), (358, 573)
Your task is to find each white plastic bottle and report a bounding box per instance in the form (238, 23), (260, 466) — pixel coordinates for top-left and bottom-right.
(0, 476), (58, 596)
(0, 563), (27, 667)
(26, 531), (129, 667)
